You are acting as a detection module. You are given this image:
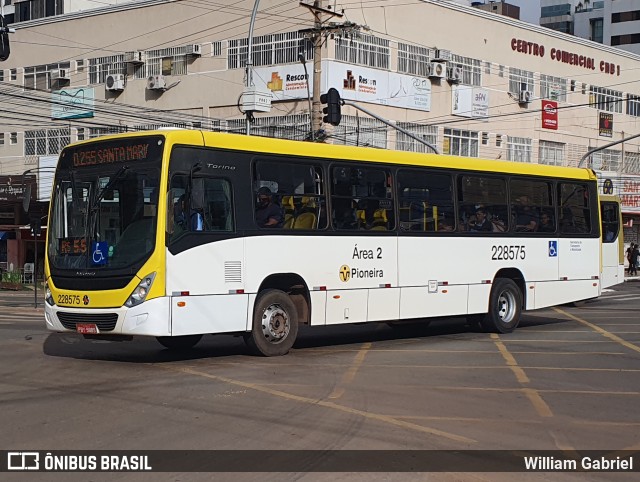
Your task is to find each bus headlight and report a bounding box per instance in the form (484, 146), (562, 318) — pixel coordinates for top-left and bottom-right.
(45, 284), (55, 306)
(125, 273), (156, 308)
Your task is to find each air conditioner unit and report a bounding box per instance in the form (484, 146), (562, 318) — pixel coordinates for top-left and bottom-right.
(147, 75), (167, 90)
(447, 65), (463, 83)
(105, 74), (125, 92)
(519, 90), (533, 104)
(434, 49), (452, 62)
(51, 69), (69, 81)
(185, 44), (202, 56)
(429, 61), (446, 79)
(125, 51), (146, 64)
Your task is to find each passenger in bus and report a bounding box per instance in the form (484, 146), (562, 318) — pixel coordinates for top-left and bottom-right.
(255, 187), (283, 228)
(537, 212), (555, 233)
(174, 194), (203, 234)
(514, 196), (538, 232)
(468, 207), (493, 232)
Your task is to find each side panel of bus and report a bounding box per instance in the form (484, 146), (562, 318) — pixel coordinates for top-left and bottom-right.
(600, 196), (625, 288)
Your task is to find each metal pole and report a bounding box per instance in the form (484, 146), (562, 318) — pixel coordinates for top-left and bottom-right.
(578, 132), (640, 168)
(311, 3), (323, 135)
(34, 234), (38, 308)
(245, 0), (261, 135)
(299, 53), (314, 141)
(342, 100), (440, 154)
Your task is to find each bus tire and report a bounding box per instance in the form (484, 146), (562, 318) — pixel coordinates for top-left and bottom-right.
(481, 278), (521, 334)
(156, 334), (202, 350)
(246, 289), (298, 357)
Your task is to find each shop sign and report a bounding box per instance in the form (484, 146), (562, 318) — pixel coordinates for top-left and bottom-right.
(541, 100), (558, 130)
(0, 175), (36, 202)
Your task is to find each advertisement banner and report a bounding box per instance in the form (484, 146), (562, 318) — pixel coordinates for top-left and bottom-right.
(452, 86), (489, 118)
(599, 112), (613, 138)
(253, 64), (313, 101)
(541, 100), (558, 130)
(51, 88), (95, 119)
(324, 61), (431, 112)
(597, 171), (640, 213)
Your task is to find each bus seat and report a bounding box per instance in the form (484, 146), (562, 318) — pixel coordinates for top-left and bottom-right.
(283, 213), (295, 229)
(293, 212), (317, 229)
(370, 209), (388, 230)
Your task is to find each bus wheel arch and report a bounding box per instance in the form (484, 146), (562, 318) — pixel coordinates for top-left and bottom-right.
(257, 273), (311, 325)
(480, 269), (525, 334)
(246, 288), (299, 356)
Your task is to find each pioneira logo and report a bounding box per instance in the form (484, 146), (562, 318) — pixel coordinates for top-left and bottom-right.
(8, 452), (39, 470)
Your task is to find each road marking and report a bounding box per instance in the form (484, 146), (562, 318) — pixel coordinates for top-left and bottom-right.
(553, 307), (640, 354)
(491, 334), (554, 418)
(328, 342), (371, 400)
(160, 365), (476, 444)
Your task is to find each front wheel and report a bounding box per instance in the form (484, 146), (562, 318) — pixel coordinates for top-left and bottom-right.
(480, 278), (522, 334)
(156, 334), (202, 350)
(245, 289), (299, 356)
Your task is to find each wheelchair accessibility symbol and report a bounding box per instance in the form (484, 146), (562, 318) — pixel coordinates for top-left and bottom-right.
(548, 241), (558, 257)
(91, 241), (108, 266)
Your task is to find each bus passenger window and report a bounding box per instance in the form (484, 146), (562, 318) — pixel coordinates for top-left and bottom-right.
(332, 165), (394, 231)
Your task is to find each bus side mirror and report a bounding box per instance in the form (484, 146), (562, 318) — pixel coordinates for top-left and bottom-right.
(190, 178), (205, 211)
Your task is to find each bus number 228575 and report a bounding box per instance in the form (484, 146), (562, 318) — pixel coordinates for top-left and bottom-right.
(491, 245), (526, 260)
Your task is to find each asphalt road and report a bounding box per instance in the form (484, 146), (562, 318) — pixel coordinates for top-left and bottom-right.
(0, 282), (639, 481)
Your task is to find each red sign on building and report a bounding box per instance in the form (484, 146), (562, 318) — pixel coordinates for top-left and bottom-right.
(541, 100), (558, 130)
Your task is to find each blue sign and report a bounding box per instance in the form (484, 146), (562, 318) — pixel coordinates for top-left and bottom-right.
(51, 88), (95, 119)
(91, 241), (108, 265)
(548, 241), (558, 257)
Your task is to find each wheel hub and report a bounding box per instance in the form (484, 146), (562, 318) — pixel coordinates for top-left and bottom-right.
(261, 304), (289, 343)
(497, 290), (516, 324)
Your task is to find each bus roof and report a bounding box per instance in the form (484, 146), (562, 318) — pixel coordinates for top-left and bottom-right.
(70, 129), (597, 181)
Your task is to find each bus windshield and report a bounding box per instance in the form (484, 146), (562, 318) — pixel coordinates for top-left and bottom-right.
(47, 136), (164, 271)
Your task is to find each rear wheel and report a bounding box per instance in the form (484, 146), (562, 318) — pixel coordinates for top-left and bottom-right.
(480, 278), (522, 334)
(245, 289), (298, 356)
(156, 334), (202, 350)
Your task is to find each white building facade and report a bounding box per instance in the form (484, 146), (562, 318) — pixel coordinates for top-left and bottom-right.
(1, 0), (640, 271)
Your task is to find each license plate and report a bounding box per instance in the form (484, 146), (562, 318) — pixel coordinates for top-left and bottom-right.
(76, 323), (99, 334)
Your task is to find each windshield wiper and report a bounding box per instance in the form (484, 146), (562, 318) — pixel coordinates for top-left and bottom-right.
(90, 166), (129, 213)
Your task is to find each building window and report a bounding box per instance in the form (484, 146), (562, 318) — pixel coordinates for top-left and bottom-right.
(211, 41), (223, 58)
(396, 123), (438, 152)
(10, 132), (17, 145)
(444, 128), (479, 157)
(227, 114), (310, 141)
(0, 70), (3, 82)
(508, 67), (534, 94)
(627, 95), (640, 117)
(611, 33), (640, 46)
(612, 10), (640, 23)
(24, 62), (70, 90)
(590, 18), (604, 43)
(539, 140), (565, 166)
(591, 149), (621, 171)
(482, 132), (489, 145)
(451, 54), (482, 86)
(334, 33), (390, 69)
(332, 116), (387, 149)
(540, 74), (567, 101)
(25, 128), (70, 156)
(589, 86), (623, 113)
(0, 133), (4, 146)
(397, 43), (433, 77)
(507, 136), (532, 163)
(88, 55), (125, 84)
(496, 134), (503, 147)
(228, 31), (312, 69)
(15, 0), (63, 22)
(10, 69), (17, 81)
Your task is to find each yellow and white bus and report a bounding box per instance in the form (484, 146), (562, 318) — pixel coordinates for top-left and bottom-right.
(44, 130), (623, 355)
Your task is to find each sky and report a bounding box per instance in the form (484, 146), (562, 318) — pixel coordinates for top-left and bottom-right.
(507, 0), (541, 24)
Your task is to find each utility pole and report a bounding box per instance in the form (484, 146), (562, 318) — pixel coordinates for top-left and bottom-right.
(299, 1), (348, 137)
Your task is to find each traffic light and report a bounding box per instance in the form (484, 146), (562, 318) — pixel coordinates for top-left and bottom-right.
(320, 88), (342, 126)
